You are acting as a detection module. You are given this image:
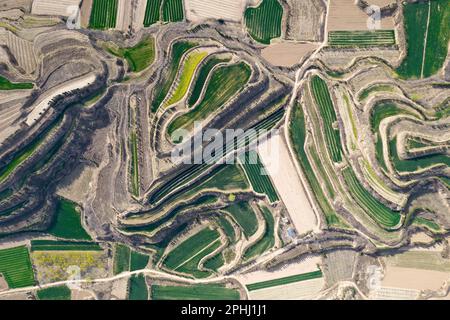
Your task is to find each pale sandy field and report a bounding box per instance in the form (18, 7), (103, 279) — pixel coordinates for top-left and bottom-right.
(115, 0), (132, 31)
(26, 73), (96, 126)
(382, 266), (449, 291)
(185, 0), (248, 22)
(261, 42), (319, 67)
(0, 275), (8, 292)
(237, 256), (321, 284)
(32, 0), (82, 17)
(80, 0), (92, 28)
(327, 0), (394, 31)
(257, 133), (318, 235)
(248, 277), (325, 300)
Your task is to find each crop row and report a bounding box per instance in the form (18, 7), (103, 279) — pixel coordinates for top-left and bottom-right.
(239, 151), (279, 203)
(89, 0), (118, 30)
(244, 0), (283, 44)
(0, 246), (35, 288)
(328, 30), (396, 47)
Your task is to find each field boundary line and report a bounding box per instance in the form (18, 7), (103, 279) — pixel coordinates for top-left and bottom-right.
(420, 0), (431, 78)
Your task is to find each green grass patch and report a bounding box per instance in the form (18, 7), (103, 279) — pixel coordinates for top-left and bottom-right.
(151, 284), (240, 300)
(105, 37), (155, 72)
(203, 252), (225, 271)
(89, 0), (118, 30)
(114, 244), (131, 275)
(328, 30), (396, 47)
(412, 216), (440, 232)
(246, 270), (323, 291)
(47, 198), (91, 240)
(128, 275), (148, 300)
(0, 246), (35, 288)
(342, 167), (401, 228)
(167, 62), (251, 135)
(130, 251), (149, 271)
(358, 84), (395, 101)
(397, 0), (450, 78)
(37, 285), (71, 300)
(238, 151), (279, 203)
(244, 0), (283, 44)
(217, 216), (235, 242)
(224, 201), (258, 238)
(0, 76), (33, 90)
(243, 205), (275, 260)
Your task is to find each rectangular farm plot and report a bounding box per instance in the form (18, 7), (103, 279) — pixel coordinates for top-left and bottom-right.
(0, 246), (35, 288)
(257, 133), (318, 235)
(143, 0), (162, 26)
(238, 151), (279, 203)
(327, 0), (394, 31)
(162, 0), (184, 22)
(185, 0), (247, 23)
(328, 30), (396, 47)
(32, 0), (82, 17)
(246, 270), (324, 300)
(89, 0), (118, 29)
(151, 283), (240, 300)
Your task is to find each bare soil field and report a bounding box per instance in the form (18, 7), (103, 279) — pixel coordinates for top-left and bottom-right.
(283, 0), (325, 42)
(248, 277), (325, 300)
(133, 0), (147, 30)
(237, 256), (321, 284)
(261, 42), (318, 67)
(0, 9), (24, 20)
(116, 0), (132, 31)
(257, 133), (318, 235)
(80, 0), (92, 28)
(26, 73), (96, 126)
(382, 266), (449, 291)
(0, 28), (37, 75)
(31, 0), (82, 17)
(0, 0), (32, 12)
(185, 0), (247, 23)
(327, 0), (394, 31)
(0, 275), (8, 292)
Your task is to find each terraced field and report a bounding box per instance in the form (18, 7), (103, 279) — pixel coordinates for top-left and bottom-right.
(143, 0), (163, 26)
(328, 30), (396, 47)
(89, 0), (118, 29)
(151, 284), (240, 300)
(342, 167), (401, 229)
(0, 76), (33, 90)
(130, 131), (139, 196)
(310, 75), (343, 163)
(244, 0), (283, 44)
(224, 201), (258, 238)
(162, 227), (221, 278)
(0, 246), (35, 288)
(389, 137), (450, 173)
(243, 205), (275, 260)
(397, 0), (450, 78)
(289, 104), (341, 226)
(238, 151), (279, 203)
(188, 56), (231, 107)
(167, 62), (252, 135)
(151, 41), (198, 112)
(163, 50), (208, 108)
